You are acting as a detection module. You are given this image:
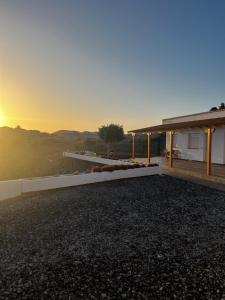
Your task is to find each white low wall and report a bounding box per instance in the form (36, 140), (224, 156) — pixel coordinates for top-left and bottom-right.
(63, 152), (131, 165)
(0, 180), (23, 201)
(0, 166), (162, 201)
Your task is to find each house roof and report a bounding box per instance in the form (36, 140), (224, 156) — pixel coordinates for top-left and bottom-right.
(129, 116), (225, 134)
(162, 108), (225, 123)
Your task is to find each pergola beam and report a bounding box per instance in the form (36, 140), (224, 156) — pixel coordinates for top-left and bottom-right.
(128, 116), (225, 134)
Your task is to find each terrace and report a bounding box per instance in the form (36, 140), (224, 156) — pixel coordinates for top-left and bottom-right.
(129, 115), (225, 184)
(163, 158), (225, 179)
(1, 175), (225, 299)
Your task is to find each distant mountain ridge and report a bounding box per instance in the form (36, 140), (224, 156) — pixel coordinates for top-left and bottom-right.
(0, 126), (99, 140)
(52, 130), (99, 140)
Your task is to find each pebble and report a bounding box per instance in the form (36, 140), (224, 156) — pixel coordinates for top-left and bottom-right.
(1, 176), (225, 299)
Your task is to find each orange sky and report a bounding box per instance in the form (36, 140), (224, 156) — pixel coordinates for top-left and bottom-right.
(1, 1), (218, 133)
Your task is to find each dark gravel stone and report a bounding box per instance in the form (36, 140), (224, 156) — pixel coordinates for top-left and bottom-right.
(1, 175), (225, 299)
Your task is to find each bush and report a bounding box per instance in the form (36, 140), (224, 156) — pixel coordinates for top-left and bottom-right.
(113, 165), (122, 170)
(133, 163), (140, 168)
(92, 166), (102, 172)
(147, 163), (158, 167)
(118, 165), (125, 170)
(101, 165), (114, 172)
(91, 163), (151, 173)
(129, 164), (136, 169)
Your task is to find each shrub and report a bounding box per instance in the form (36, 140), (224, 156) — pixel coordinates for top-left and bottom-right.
(101, 165), (114, 172)
(147, 163), (158, 167)
(92, 166), (102, 172)
(118, 165), (124, 170)
(91, 162), (152, 173)
(133, 163), (140, 168)
(130, 164), (136, 169)
(123, 165), (131, 170)
(114, 165), (122, 170)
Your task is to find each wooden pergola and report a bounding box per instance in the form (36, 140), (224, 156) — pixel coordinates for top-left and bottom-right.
(129, 116), (225, 176)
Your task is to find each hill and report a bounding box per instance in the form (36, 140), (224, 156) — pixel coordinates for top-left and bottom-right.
(52, 130), (99, 140)
(0, 126), (165, 180)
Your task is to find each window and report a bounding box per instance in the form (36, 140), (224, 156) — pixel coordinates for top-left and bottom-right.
(173, 133), (178, 147)
(188, 133), (200, 149)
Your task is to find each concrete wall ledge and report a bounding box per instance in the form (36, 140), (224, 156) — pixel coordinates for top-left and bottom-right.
(63, 152), (132, 165)
(0, 180), (23, 201)
(0, 166), (162, 201)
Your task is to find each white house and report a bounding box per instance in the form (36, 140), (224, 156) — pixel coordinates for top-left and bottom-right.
(163, 109), (225, 164)
(129, 108), (225, 178)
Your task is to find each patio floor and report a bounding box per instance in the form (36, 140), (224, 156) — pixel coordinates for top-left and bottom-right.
(163, 158), (225, 178)
(1, 175), (225, 299)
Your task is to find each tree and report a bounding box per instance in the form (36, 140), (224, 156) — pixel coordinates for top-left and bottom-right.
(210, 106), (218, 112)
(219, 102), (225, 110)
(210, 102), (225, 111)
(98, 124), (125, 157)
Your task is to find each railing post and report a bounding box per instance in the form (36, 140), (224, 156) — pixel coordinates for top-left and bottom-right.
(207, 128), (213, 176)
(169, 131), (174, 168)
(132, 133), (135, 159)
(147, 132), (151, 164)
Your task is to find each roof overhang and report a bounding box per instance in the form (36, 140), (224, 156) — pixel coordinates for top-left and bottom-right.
(128, 116), (225, 134)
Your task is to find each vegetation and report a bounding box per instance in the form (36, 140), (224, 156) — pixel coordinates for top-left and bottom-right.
(0, 126), (165, 180)
(91, 163), (153, 173)
(98, 124), (125, 156)
(210, 102), (225, 111)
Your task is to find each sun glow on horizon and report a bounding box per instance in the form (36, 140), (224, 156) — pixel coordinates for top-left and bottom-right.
(0, 114), (4, 127)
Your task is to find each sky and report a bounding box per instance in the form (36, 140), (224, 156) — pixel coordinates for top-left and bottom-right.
(1, 0), (225, 132)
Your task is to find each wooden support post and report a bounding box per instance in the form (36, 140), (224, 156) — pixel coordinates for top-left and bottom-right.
(147, 132), (151, 164)
(132, 133), (135, 159)
(169, 131), (174, 168)
(207, 128), (212, 176)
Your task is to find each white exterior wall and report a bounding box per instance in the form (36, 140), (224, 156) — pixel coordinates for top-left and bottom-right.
(0, 166), (162, 201)
(166, 128), (225, 164)
(166, 130), (205, 162)
(164, 109), (225, 164)
(212, 128), (225, 164)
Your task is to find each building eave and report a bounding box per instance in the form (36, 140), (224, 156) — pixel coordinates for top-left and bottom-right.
(128, 116), (225, 134)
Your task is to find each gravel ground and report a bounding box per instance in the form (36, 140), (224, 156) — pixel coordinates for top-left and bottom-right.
(1, 175), (225, 299)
